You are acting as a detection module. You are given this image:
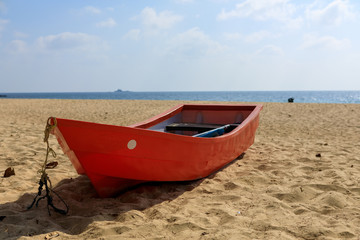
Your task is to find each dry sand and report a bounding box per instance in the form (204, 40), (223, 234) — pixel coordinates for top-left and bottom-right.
(0, 99), (359, 240)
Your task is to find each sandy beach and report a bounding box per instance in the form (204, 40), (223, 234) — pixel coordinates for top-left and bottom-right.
(1, 99), (359, 240)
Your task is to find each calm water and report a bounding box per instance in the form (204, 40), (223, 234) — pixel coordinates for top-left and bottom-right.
(1, 91), (360, 104)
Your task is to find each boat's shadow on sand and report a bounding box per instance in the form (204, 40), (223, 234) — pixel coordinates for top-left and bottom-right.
(0, 154), (245, 239)
(0, 174), (205, 238)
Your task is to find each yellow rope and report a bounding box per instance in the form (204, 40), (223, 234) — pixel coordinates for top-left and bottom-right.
(39, 117), (57, 183)
(28, 117), (69, 215)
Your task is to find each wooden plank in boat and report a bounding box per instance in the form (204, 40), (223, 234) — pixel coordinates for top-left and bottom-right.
(165, 123), (223, 132)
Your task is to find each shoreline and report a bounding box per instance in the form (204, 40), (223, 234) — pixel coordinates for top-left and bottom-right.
(1, 90), (360, 104)
(1, 99), (359, 239)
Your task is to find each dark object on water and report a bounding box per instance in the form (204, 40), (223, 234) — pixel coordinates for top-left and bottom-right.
(316, 153), (322, 158)
(3, 167), (15, 178)
(115, 89), (131, 93)
(0, 95), (7, 98)
(288, 97), (294, 103)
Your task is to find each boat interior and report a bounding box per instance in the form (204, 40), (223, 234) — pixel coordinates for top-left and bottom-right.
(146, 106), (255, 138)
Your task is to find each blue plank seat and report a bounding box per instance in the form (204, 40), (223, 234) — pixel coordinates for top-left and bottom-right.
(193, 124), (239, 138)
(165, 123), (240, 137)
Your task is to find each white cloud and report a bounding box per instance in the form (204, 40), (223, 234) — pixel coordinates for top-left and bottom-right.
(96, 18), (116, 28)
(36, 32), (105, 51)
(224, 30), (278, 43)
(7, 40), (28, 53)
(0, 18), (9, 32)
(174, 0), (194, 3)
(0, 1), (7, 14)
(285, 17), (303, 29)
(300, 34), (350, 50)
(306, 0), (355, 26)
(139, 7), (183, 30)
(14, 31), (28, 38)
(245, 30), (273, 43)
(255, 45), (283, 56)
(123, 29), (141, 41)
(84, 6), (101, 14)
(166, 27), (226, 58)
(223, 32), (242, 41)
(217, 0), (296, 21)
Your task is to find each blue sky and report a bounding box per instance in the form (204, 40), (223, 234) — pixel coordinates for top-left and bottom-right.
(0, 0), (359, 92)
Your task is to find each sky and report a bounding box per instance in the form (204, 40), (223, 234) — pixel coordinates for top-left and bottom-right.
(0, 0), (360, 92)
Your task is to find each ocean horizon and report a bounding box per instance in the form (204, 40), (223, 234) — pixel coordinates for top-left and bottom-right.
(1, 90), (360, 104)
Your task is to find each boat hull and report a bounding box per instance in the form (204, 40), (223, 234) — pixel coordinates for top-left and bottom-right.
(52, 104), (262, 197)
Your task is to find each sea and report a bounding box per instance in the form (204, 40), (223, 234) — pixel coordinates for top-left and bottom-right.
(1, 91), (360, 104)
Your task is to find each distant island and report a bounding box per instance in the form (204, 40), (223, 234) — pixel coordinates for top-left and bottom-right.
(0, 94), (7, 98)
(114, 89), (131, 93)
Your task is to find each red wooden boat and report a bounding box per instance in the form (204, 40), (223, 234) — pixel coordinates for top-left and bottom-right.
(51, 104), (262, 197)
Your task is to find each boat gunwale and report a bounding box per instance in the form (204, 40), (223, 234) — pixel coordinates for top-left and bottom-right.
(54, 103), (263, 143)
(129, 103), (263, 141)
